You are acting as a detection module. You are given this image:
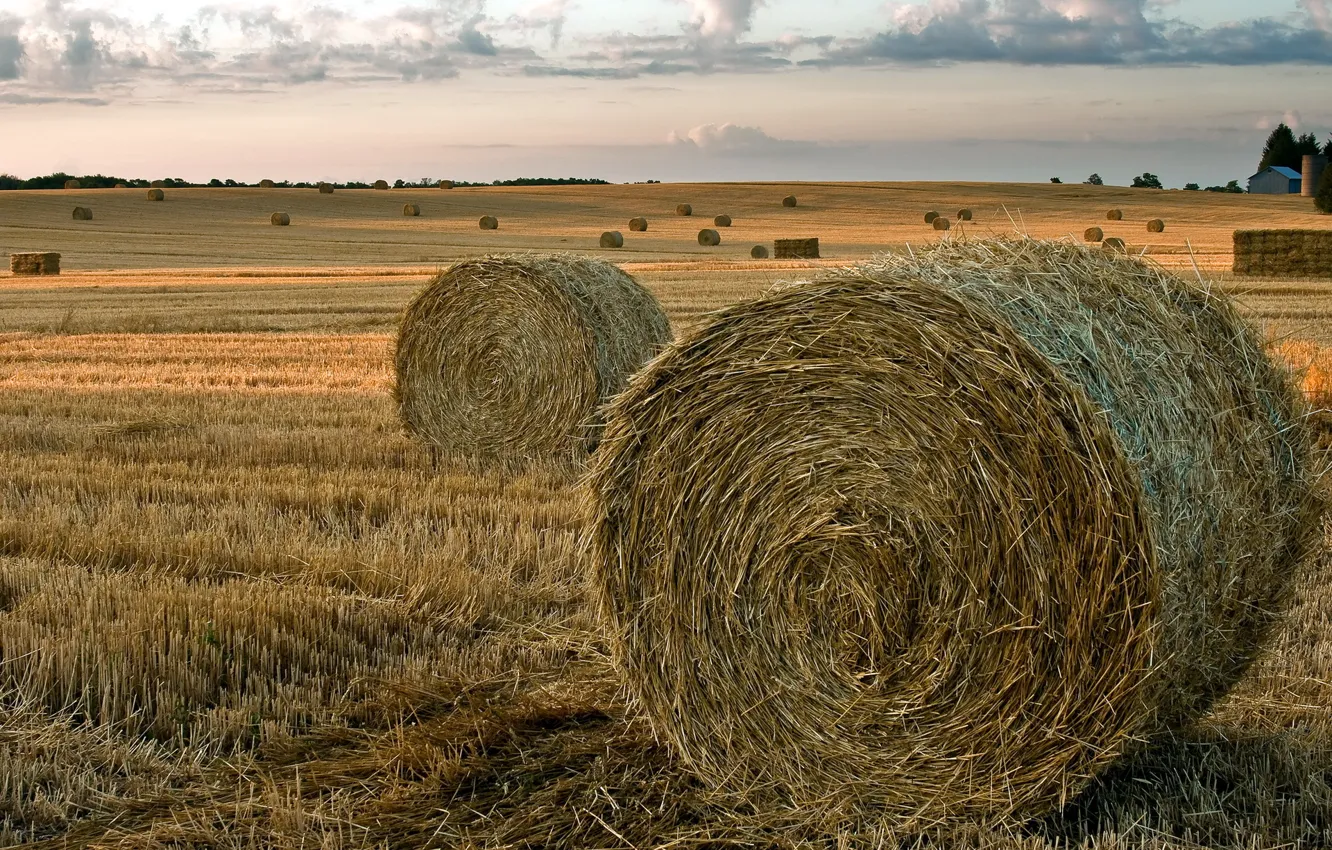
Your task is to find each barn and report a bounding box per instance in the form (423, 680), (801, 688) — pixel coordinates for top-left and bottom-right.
(1248, 166), (1302, 195)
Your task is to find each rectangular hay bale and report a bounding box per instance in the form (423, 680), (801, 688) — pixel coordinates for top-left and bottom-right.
(1233, 230), (1332, 278)
(9, 252), (61, 276)
(775, 238), (820, 260)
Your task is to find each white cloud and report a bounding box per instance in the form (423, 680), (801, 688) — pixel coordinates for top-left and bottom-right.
(1306, 0), (1332, 33)
(1284, 109), (1302, 129)
(686, 0), (764, 39)
(668, 122), (812, 153)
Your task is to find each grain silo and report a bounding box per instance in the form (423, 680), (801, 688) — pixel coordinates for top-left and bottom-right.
(1303, 156), (1328, 199)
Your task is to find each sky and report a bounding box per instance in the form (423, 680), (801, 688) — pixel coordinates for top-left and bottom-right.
(1, 0), (1330, 186)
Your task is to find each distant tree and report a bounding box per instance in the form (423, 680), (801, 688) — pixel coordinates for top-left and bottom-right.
(1050, 177), (1062, 184)
(0, 173), (19, 190)
(1296, 132), (1322, 160)
(208, 178), (224, 187)
(1325, 136), (1332, 158)
(1183, 182), (1200, 191)
(393, 179), (406, 189)
(225, 179), (238, 187)
(1258, 123), (1300, 172)
(1084, 173), (1104, 186)
(1316, 164), (1332, 213)
(1204, 180), (1244, 194)
(1131, 172), (1163, 189)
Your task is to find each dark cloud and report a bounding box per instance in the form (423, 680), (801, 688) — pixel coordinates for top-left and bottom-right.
(0, 33), (23, 80)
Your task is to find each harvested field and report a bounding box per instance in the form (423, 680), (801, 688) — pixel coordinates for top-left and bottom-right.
(0, 182), (1328, 847)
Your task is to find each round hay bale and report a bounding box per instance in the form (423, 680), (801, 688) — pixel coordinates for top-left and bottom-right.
(146, 189), (165, 202)
(114, 183), (128, 189)
(373, 180), (390, 190)
(1103, 237), (1127, 253)
(932, 217), (951, 231)
(714, 214), (732, 227)
(958, 208), (973, 221)
(676, 204), (693, 217)
(259, 179), (276, 189)
(751, 244), (769, 259)
(64, 179), (81, 190)
(318, 183), (334, 194)
(1147, 219), (1165, 233)
(1107, 209), (1123, 221)
(439, 180), (454, 190)
(150, 180), (165, 189)
(479, 215), (499, 230)
(924, 211), (940, 224)
(403, 203), (421, 217)
(600, 231), (624, 249)
(697, 229), (721, 246)
(1084, 226), (1105, 242)
(588, 238), (1319, 830)
(783, 195), (798, 208)
(395, 254), (673, 466)
(270, 212), (290, 226)
(629, 217), (649, 232)
(71, 206), (93, 221)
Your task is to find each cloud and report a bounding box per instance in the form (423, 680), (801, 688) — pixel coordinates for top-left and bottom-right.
(1306, 0), (1332, 34)
(687, 0), (765, 39)
(0, 14), (23, 80)
(668, 122), (814, 154)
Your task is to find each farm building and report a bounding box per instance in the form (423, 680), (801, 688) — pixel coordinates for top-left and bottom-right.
(1248, 166), (1302, 195)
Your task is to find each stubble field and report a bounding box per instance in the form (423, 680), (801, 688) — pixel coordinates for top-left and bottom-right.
(0, 182), (1329, 848)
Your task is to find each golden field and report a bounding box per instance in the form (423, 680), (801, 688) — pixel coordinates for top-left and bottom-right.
(0, 183), (1329, 848)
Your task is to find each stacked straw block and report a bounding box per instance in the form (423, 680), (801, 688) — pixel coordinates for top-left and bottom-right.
(9, 252), (61, 275)
(774, 238), (820, 259)
(1234, 230), (1332, 277)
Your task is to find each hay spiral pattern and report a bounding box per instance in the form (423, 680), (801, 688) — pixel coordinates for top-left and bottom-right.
(395, 255), (672, 467)
(588, 238), (1320, 829)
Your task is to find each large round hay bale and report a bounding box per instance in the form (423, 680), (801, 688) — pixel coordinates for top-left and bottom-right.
(318, 183), (334, 194)
(924, 211), (940, 224)
(150, 180), (165, 189)
(259, 179), (276, 189)
(403, 203), (421, 217)
(146, 189), (165, 201)
(1103, 236), (1127, 253)
(64, 179), (81, 190)
(782, 195), (798, 208)
(1107, 209), (1123, 221)
(1147, 218), (1166, 233)
(395, 255), (673, 466)
(588, 238), (1319, 830)
(479, 215), (499, 230)
(713, 214), (732, 227)
(629, 217), (648, 232)
(599, 231), (624, 249)
(373, 180), (390, 190)
(439, 180), (454, 189)
(932, 217), (951, 231)
(751, 245), (769, 259)
(958, 208), (973, 221)
(1084, 226), (1104, 242)
(270, 212), (290, 226)
(676, 204), (693, 216)
(697, 229), (721, 246)
(71, 206), (93, 221)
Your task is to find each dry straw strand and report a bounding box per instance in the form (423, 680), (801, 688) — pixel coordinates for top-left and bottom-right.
(270, 212), (290, 226)
(479, 215), (499, 230)
(629, 217), (649, 232)
(600, 231), (624, 249)
(697, 229), (721, 246)
(395, 254), (672, 468)
(146, 189), (165, 202)
(1084, 227), (1104, 243)
(1103, 237), (1127, 253)
(587, 237), (1320, 833)
(1148, 219), (1166, 233)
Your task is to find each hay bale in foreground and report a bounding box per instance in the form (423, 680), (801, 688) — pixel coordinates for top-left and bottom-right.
(1084, 226), (1104, 242)
(260, 179), (276, 189)
(587, 238), (1319, 831)
(714, 214), (732, 227)
(924, 211), (940, 224)
(146, 189), (164, 201)
(600, 231), (624, 249)
(479, 215), (499, 230)
(270, 212), (290, 226)
(751, 245), (770, 259)
(629, 217), (648, 232)
(933, 217), (951, 231)
(697, 229), (721, 246)
(774, 238), (819, 259)
(1107, 209), (1123, 221)
(72, 206), (93, 221)
(318, 183), (334, 194)
(9, 252), (60, 275)
(1148, 219), (1166, 233)
(676, 204), (693, 216)
(1103, 237), (1127, 253)
(958, 208), (973, 221)
(373, 180), (390, 190)
(783, 195), (798, 208)
(403, 203), (421, 217)
(395, 254), (672, 466)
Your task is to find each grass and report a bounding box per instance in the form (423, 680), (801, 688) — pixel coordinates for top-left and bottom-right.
(0, 182), (1328, 847)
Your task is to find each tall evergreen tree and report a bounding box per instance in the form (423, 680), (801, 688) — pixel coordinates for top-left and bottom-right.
(1317, 163), (1332, 214)
(1258, 123), (1299, 172)
(1324, 136), (1332, 158)
(1296, 132), (1322, 160)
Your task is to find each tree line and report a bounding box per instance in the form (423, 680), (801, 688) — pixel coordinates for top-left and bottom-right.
(0, 174), (610, 190)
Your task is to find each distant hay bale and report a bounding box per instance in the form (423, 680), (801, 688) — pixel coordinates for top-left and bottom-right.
(270, 212), (290, 226)
(113, 183), (128, 189)
(373, 180), (390, 190)
(439, 180), (454, 189)
(479, 215), (499, 230)
(924, 211), (940, 224)
(1103, 237), (1127, 253)
(697, 229), (721, 246)
(1107, 209), (1123, 221)
(588, 237), (1319, 831)
(71, 207), (93, 221)
(1147, 219), (1166, 233)
(259, 179), (276, 189)
(600, 231), (624, 249)
(958, 208), (973, 221)
(146, 189), (165, 202)
(714, 214), (732, 227)
(318, 183), (334, 194)
(629, 217), (649, 232)
(751, 245), (769, 259)
(150, 181), (165, 189)
(64, 179), (80, 190)
(774, 238), (819, 259)
(933, 217), (951, 231)
(1234, 230), (1332, 277)
(9, 252), (60, 276)
(783, 195), (798, 208)
(403, 203), (421, 217)
(395, 254), (673, 467)
(1084, 226), (1104, 242)
(676, 204), (693, 216)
